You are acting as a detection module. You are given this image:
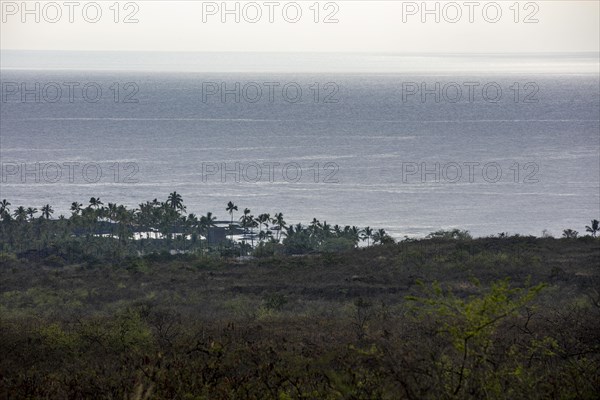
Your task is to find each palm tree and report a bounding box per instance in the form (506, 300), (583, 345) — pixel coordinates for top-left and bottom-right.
(226, 201), (238, 241)
(333, 224), (342, 236)
(257, 213), (270, 243)
(199, 211), (217, 246)
(136, 202), (154, 239)
(89, 197), (103, 209)
(585, 219), (599, 237)
(273, 212), (286, 242)
(309, 218), (321, 238)
(104, 202), (119, 236)
(321, 221), (331, 238)
(0, 199), (11, 218)
(361, 227), (373, 247)
(186, 213), (199, 246)
(239, 208), (258, 249)
(349, 226), (361, 245)
(158, 202), (180, 243)
(283, 223), (302, 239)
(239, 208), (251, 255)
(167, 191), (185, 212)
(41, 204), (54, 220)
(70, 202), (83, 216)
(115, 206), (135, 243)
(372, 228), (391, 245)
(240, 208), (251, 233)
(26, 207), (38, 221)
(107, 203), (118, 220)
(13, 206), (27, 222)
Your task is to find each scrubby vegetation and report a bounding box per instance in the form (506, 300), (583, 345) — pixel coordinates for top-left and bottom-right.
(1, 228), (599, 399)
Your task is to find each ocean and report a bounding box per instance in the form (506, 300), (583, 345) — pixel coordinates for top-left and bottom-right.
(1, 53), (599, 238)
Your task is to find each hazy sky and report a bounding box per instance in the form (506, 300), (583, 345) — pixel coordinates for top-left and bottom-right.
(1, 1), (599, 53)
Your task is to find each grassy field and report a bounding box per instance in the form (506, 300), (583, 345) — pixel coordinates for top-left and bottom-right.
(1, 236), (599, 399)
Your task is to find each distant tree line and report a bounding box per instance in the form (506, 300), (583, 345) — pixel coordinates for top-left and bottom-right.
(0, 193), (396, 261)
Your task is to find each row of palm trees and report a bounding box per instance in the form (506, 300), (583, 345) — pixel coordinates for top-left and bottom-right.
(0, 193), (393, 258)
(4, 193), (595, 259)
(224, 200), (392, 249)
(3, 201), (55, 222)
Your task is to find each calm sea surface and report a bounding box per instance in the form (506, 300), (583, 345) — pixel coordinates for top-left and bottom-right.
(1, 58), (599, 238)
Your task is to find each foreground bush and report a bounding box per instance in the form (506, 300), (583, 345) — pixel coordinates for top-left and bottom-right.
(1, 282), (598, 399)
(1, 237), (598, 398)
